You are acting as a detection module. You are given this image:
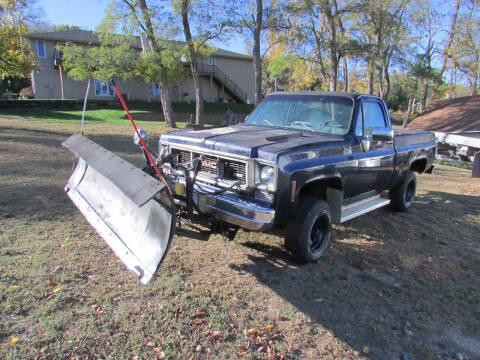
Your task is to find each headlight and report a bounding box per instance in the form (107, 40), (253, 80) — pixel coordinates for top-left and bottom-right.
(255, 164), (276, 191)
(260, 166), (274, 182)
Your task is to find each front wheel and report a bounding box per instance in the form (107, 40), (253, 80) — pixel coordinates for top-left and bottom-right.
(285, 198), (332, 263)
(390, 170), (417, 212)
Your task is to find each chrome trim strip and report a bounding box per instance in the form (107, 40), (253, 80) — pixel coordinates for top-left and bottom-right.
(161, 142), (250, 161)
(192, 184), (275, 231)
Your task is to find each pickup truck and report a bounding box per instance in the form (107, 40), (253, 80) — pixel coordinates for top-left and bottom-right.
(159, 92), (436, 263)
(63, 91), (436, 283)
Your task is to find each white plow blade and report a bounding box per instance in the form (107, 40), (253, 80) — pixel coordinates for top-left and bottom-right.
(63, 134), (174, 284)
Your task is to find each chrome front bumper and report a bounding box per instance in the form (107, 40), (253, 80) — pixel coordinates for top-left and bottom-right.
(192, 184), (275, 231)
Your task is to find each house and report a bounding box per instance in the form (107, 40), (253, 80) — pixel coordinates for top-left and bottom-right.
(25, 30), (255, 104)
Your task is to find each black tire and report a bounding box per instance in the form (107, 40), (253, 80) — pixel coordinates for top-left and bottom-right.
(390, 170), (417, 212)
(285, 197), (332, 263)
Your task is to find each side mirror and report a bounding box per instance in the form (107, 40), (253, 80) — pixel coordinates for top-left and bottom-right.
(133, 129), (148, 146)
(371, 127), (394, 142)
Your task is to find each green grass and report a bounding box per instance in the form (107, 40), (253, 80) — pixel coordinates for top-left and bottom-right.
(435, 158), (473, 170)
(0, 107), (192, 128)
(0, 101), (253, 125)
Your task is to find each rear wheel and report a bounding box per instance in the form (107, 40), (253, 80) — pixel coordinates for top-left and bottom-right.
(390, 170), (417, 211)
(285, 197), (332, 263)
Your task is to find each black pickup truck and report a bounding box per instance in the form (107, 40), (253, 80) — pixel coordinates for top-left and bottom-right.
(159, 92), (436, 262)
(63, 91), (437, 283)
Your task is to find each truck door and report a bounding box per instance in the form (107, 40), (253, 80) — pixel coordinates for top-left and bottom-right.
(352, 99), (395, 197)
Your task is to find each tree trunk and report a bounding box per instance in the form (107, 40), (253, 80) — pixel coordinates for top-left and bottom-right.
(159, 82), (174, 128)
(253, 0), (263, 105)
(420, 80), (429, 112)
(181, 0), (203, 126)
(330, 59), (338, 91)
(383, 63), (390, 100)
(343, 57), (348, 92)
(367, 60), (374, 94)
(323, 0), (338, 91)
(403, 97), (414, 128)
(59, 65), (64, 100)
(137, 0), (176, 127)
(438, 0), (461, 81)
(377, 66), (384, 98)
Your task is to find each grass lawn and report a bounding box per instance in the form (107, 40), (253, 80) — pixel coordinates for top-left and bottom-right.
(0, 107), (187, 127)
(0, 117), (479, 359)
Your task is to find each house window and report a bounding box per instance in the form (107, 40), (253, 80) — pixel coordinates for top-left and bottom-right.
(209, 56), (215, 65)
(37, 40), (46, 58)
(94, 80), (115, 96)
(149, 83), (160, 97)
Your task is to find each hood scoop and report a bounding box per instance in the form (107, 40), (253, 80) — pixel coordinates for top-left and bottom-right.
(266, 132), (303, 142)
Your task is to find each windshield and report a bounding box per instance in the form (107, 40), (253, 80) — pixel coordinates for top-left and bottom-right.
(245, 95), (354, 135)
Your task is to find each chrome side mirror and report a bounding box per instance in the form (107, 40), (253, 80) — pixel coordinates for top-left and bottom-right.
(371, 127), (394, 142)
(133, 129), (148, 146)
(361, 136), (371, 152)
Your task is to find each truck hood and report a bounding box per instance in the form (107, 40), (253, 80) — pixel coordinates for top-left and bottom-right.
(160, 124), (345, 162)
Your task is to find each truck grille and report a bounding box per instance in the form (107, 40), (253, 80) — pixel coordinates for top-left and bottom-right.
(171, 148), (247, 184)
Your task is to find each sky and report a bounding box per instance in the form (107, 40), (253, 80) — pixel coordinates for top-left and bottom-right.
(36, 0), (248, 55)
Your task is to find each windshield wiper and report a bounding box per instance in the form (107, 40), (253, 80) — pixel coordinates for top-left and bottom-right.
(291, 121), (314, 131)
(263, 119), (273, 126)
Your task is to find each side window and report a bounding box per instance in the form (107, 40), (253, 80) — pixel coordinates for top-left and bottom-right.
(362, 101), (386, 135)
(37, 40), (46, 58)
(354, 104), (363, 137)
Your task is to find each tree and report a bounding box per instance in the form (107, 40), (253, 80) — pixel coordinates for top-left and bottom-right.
(231, 0), (285, 104)
(451, 0), (480, 95)
(91, 0), (183, 127)
(354, 0), (410, 99)
(0, 25), (34, 79)
(281, 0), (360, 92)
(174, 0), (228, 126)
(49, 24), (81, 32)
(0, 0), (40, 79)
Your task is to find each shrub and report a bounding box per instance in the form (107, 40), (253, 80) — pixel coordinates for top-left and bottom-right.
(19, 87), (34, 99)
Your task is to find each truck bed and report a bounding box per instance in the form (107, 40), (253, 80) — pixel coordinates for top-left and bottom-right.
(393, 129), (436, 149)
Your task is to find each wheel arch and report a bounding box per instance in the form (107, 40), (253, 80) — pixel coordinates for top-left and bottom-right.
(297, 176), (343, 223)
(410, 157), (428, 173)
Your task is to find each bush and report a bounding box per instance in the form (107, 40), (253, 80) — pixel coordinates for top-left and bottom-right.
(19, 87), (34, 99)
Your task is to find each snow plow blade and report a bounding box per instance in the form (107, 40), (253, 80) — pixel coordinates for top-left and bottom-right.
(62, 134), (174, 284)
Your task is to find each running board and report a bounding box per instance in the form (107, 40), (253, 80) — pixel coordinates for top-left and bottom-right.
(340, 195), (390, 223)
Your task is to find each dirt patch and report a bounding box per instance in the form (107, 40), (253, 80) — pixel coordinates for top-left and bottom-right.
(1, 117), (479, 360)
(408, 95), (480, 132)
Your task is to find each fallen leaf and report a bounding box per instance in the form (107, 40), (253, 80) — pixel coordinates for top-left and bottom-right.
(193, 311), (206, 318)
(193, 318), (205, 325)
(247, 328), (262, 336)
(195, 344), (202, 352)
(271, 333), (283, 340)
(251, 305), (259, 311)
(363, 346), (369, 354)
(48, 280), (57, 286)
(154, 349), (165, 359)
(237, 344), (247, 351)
(207, 330), (222, 341)
(9, 337), (20, 344)
(52, 287), (61, 293)
(9, 285), (18, 291)
(90, 304), (98, 310)
(265, 324), (274, 331)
